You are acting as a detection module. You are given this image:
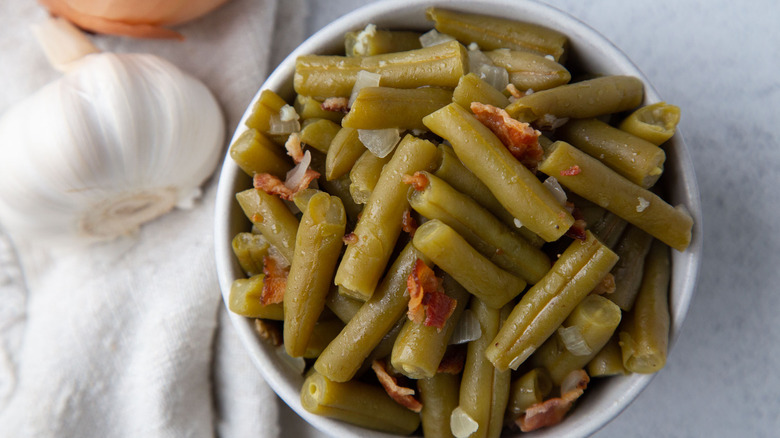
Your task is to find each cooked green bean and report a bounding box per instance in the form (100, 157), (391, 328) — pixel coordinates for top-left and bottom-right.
(486, 231), (619, 371)
(294, 95), (345, 123)
(303, 318), (346, 359)
(229, 129), (292, 178)
(231, 232), (270, 277)
(580, 202), (628, 249)
(538, 140), (693, 251)
(300, 118), (341, 154)
(345, 27), (422, 56)
(556, 118), (666, 188)
(504, 368), (552, 425)
(408, 171), (550, 283)
(356, 315), (407, 377)
(342, 86), (453, 130)
(325, 127), (365, 181)
(307, 150), (363, 227)
(325, 285), (364, 323)
(619, 102), (681, 146)
(413, 220), (526, 309)
(335, 135), (438, 300)
(391, 274), (471, 379)
(457, 298), (512, 438)
(301, 372), (421, 435)
(235, 188), (299, 263)
(426, 7), (567, 61)
(484, 49), (570, 91)
(348, 149), (392, 205)
(423, 103), (574, 242)
(284, 191), (346, 357)
(245, 89), (287, 132)
(505, 76), (644, 123)
(228, 275), (284, 320)
(587, 335), (627, 377)
(315, 244), (429, 381)
(529, 294), (622, 385)
(419, 372), (460, 438)
(452, 73), (510, 110)
(608, 226), (654, 311)
(294, 40), (467, 99)
(619, 240), (670, 373)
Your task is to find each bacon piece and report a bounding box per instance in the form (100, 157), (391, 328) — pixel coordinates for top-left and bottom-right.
(505, 83), (523, 99)
(342, 232), (358, 245)
(470, 102), (544, 170)
(401, 172), (429, 191)
(560, 165), (581, 176)
(261, 256), (288, 305)
(253, 168), (320, 201)
(402, 210), (418, 237)
(285, 132), (304, 164)
(371, 359), (423, 413)
(564, 201), (587, 241)
(437, 345), (467, 374)
(254, 319), (282, 346)
(517, 370), (589, 432)
(591, 273), (616, 295)
(424, 289), (457, 330)
(321, 97), (350, 113)
(406, 259), (455, 330)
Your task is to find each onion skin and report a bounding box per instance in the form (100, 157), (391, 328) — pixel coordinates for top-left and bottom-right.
(38, 0), (231, 39)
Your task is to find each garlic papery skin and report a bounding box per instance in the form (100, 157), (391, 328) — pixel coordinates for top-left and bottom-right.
(0, 52), (224, 245)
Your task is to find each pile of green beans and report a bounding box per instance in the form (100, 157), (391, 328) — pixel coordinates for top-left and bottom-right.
(226, 6), (693, 437)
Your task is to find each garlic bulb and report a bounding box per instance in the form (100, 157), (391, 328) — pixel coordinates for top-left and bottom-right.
(0, 18), (224, 244)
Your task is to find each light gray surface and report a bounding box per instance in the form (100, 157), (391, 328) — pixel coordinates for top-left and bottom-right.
(276, 0), (780, 437)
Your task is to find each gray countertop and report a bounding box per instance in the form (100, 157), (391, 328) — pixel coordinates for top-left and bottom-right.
(278, 0), (780, 436)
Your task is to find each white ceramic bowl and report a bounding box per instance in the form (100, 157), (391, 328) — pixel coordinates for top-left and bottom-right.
(215, 1), (703, 436)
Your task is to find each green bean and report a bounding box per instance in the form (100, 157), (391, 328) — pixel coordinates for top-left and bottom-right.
(229, 129), (292, 178)
(413, 219), (526, 309)
(587, 335), (627, 377)
(303, 318), (345, 359)
(537, 140), (693, 251)
(335, 135), (438, 300)
(348, 149), (392, 205)
(300, 118), (341, 154)
(423, 103), (573, 242)
(529, 294), (622, 385)
(294, 40), (467, 99)
(231, 232), (270, 277)
(294, 95), (345, 123)
(419, 372), (460, 438)
(619, 102), (681, 146)
(284, 191), (346, 357)
(356, 315), (407, 377)
(307, 150), (363, 227)
(245, 89), (287, 132)
(227, 275), (284, 320)
(235, 188), (299, 263)
(457, 298), (512, 438)
(608, 226), (654, 311)
(504, 368), (552, 425)
(426, 7), (567, 61)
(452, 73), (510, 110)
(301, 372), (421, 435)
(325, 127), (365, 181)
(408, 171), (550, 283)
(390, 274), (471, 379)
(505, 76), (644, 123)
(315, 244), (429, 382)
(486, 231), (619, 371)
(556, 118), (666, 188)
(619, 240), (670, 373)
(586, 208), (628, 249)
(345, 28), (422, 56)
(325, 285), (364, 324)
(484, 49), (570, 91)
(342, 86), (454, 130)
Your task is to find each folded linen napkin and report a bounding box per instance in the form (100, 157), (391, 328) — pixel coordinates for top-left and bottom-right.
(0, 0), (307, 435)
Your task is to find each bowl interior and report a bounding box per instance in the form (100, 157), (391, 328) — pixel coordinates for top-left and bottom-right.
(214, 1), (703, 437)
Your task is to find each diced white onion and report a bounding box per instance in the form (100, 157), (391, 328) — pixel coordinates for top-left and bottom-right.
(543, 176), (567, 206)
(477, 64), (509, 92)
(545, 54), (555, 61)
(467, 48), (493, 74)
(279, 104), (299, 122)
(419, 29), (455, 47)
(636, 196), (650, 212)
(558, 326), (592, 356)
(467, 42), (480, 51)
(349, 70), (382, 107)
(450, 407), (479, 438)
(538, 114), (569, 130)
(358, 128), (400, 158)
(268, 114), (300, 134)
(448, 310), (482, 345)
(513, 218), (524, 229)
(353, 23), (377, 56)
(285, 150), (312, 190)
(275, 346), (306, 374)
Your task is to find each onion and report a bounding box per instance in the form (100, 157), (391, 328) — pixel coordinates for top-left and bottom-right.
(268, 115), (300, 135)
(450, 407), (479, 438)
(543, 176), (568, 206)
(285, 150), (312, 190)
(279, 104), (299, 122)
(419, 29), (455, 47)
(448, 310), (482, 345)
(468, 48), (509, 91)
(557, 326), (592, 356)
(358, 128), (401, 158)
(275, 346), (306, 374)
(349, 70), (381, 107)
(513, 218), (524, 229)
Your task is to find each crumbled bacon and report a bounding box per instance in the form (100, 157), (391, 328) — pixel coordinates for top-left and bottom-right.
(401, 172), (429, 191)
(254, 319), (282, 346)
(505, 83), (523, 99)
(342, 232), (358, 245)
(437, 345), (467, 374)
(371, 359), (423, 413)
(320, 97), (350, 113)
(517, 370), (590, 432)
(261, 256), (288, 305)
(406, 259), (456, 330)
(560, 165), (581, 176)
(253, 168), (320, 201)
(470, 102), (544, 170)
(284, 132), (304, 164)
(591, 273), (616, 295)
(402, 210), (418, 237)
(564, 201), (587, 241)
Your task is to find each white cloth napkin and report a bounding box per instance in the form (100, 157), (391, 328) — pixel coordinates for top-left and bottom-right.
(0, 0), (307, 436)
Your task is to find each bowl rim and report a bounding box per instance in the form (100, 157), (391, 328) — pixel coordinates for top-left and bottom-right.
(214, 1), (703, 437)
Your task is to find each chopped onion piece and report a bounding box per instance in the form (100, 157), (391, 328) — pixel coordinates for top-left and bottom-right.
(477, 64), (509, 92)
(268, 114), (300, 134)
(419, 29), (455, 47)
(558, 326), (592, 356)
(467, 42), (480, 51)
(285, 150), (312, 190)
(280, 104), (299, 122)
(358, 128), (401, 158)
(448, 310), (482, 345)
(467, 48), (493, 74)
(513, 218), (524, 229)
(450, 406), (479, 438)
(275, 346), (305, 374)
(543, 176), (568, 206)
(349, 70), (381, 107)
